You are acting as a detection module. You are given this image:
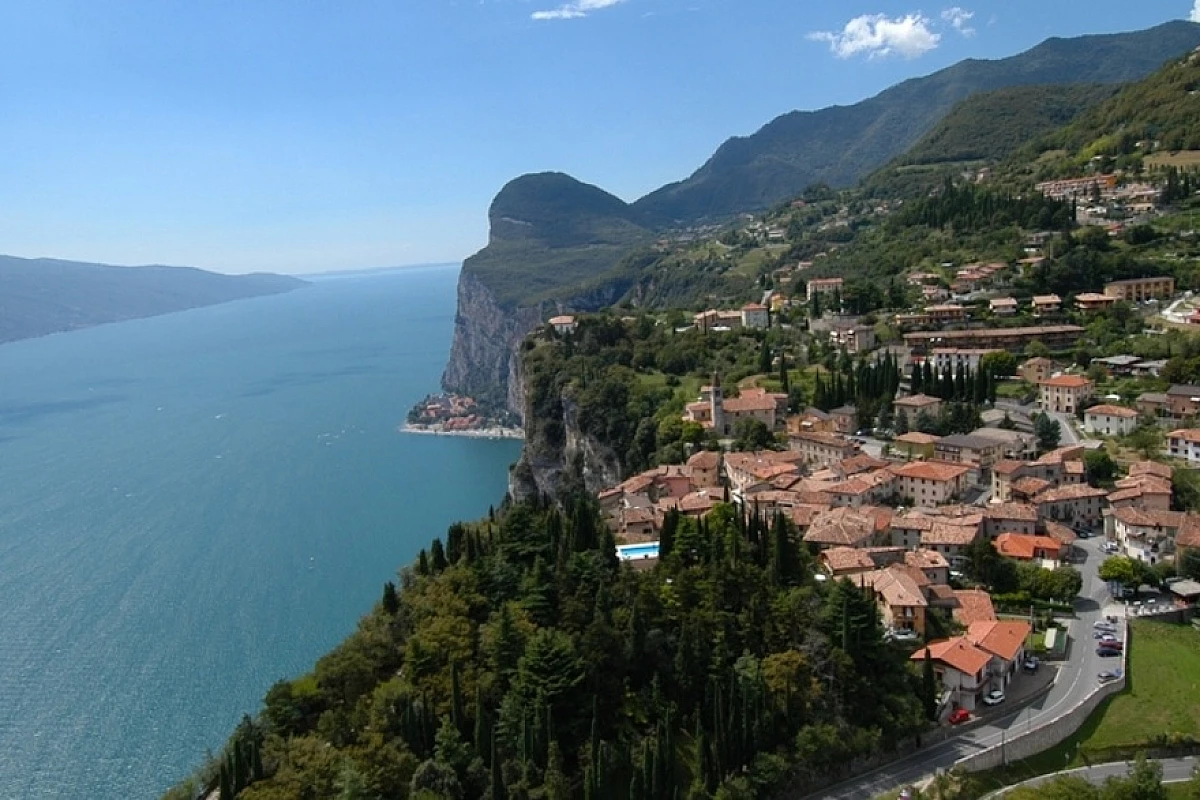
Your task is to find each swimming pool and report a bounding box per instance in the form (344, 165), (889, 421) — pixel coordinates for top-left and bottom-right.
(616, 542), (661, 561)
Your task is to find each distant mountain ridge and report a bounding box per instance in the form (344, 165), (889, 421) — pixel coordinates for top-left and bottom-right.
(633, 21), (1200, 224)
(0, 255), (305, 344)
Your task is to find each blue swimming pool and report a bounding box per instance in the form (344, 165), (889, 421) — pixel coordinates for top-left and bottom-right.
(616, 542), (661, 560)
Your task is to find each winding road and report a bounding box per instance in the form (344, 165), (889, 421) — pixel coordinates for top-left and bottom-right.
(982, 756), (1197, 797)
(812, 535), (1118, 799)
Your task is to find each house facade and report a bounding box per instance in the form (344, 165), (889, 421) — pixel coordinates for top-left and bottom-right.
(1084, 404), (1139, 437)
(1038, 375), (1094, 414)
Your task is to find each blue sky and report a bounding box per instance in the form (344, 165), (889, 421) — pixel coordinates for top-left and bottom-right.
(0, 1), (1195, 274)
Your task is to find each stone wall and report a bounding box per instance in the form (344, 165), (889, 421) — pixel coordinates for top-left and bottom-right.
(957, 628), (1131, 772)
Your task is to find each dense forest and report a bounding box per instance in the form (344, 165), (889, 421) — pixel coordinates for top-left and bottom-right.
(170, 494), (931, 800)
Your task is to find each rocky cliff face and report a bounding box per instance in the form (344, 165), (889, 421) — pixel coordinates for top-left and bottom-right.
(440, 271), (543, 418)
(508, 384), (622, 504)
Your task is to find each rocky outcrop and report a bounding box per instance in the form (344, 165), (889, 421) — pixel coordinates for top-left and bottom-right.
(508, 387), (622, 504)
(440, 271), (543, 418)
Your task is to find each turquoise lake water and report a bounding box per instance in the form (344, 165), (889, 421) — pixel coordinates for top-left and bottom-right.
(0, 265), (521, 798)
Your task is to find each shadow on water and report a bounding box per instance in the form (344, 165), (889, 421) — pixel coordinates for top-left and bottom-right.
(240, 364), (381, 398)
(0, 395), (126, 425)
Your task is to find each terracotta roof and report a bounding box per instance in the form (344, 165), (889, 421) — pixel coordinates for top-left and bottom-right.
(548, 315), (575, 325)
(788, 503), (831, 528)
(914, 638), (992, 677)
(993, 459), (1029, 475)
(820, 547), (876, 574)
(858, 564), (930, 609)
(1039, 374), (1092, 389)
(952, 590), (997, 626)
(983, 502), (1039, 522)
(921, 522), (980, 547)
(1042, 520), (1077, 547)
(1111, 507), (1188, 529)
(895, 432), (940, 445)
(804, 507), (877, 547)
(1085, 404), (1138, 418)
(905, 548), (950, 572)
(1032, 294), (1062, 305)
(840, 454), (890, 474)
(1168, 429), (1200, 444)
(1036, 445), (1084, 465)
(724, 395), (781, 413)
(1022, 357), (1053, 367)
(790, 431), (858, 448)
(1129, 461), (1173, 480)
(1011, 477), (1051, 496)
(994, 533), (1062, 560)
(1033, 484), (1107, 503)
(894, 394), (942, 409)
(967, 620), (1031, 663)
(687, 450), (721, 469)
(890, 461), (971, 482)
(1178, 517), (1200, 549)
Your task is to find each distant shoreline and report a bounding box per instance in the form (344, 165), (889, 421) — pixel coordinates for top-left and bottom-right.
(399, 423), (525, 440)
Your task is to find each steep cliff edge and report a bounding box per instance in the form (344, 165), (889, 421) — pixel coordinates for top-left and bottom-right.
(440, 172), (653, 417)
(508, 363), (622, 504)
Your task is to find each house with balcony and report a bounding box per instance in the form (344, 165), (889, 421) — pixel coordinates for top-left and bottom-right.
(1032, 294), (1062, 316)
(912, 619), (1030, 712)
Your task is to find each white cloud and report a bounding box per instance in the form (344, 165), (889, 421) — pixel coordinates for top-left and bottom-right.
(942, 6), (975, 36)
(1191, 1), (1200, 23)
(808, 13), (941, 60)
(532, 0), (627, 21)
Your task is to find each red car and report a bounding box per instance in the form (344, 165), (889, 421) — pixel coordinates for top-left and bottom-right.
(949, 708), (970, 725)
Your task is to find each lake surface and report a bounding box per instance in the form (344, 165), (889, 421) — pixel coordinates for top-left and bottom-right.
(0, 265), (521, 798)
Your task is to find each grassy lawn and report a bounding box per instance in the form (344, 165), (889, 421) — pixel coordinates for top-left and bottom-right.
(995, 381), (1031, 400)
(1082, 620), (1200, 750)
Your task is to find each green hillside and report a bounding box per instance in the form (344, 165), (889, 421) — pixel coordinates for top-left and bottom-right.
(898, 84), (1117, 166)
(1005, 46), (1200, 183)
(632, 21), (1200, 225)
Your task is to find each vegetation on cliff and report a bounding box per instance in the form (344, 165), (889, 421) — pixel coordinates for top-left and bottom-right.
(169, 492), (931, 800)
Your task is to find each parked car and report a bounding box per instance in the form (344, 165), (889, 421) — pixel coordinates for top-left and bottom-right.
(1097, 647), (1121, 657)
(1100, 640), (1123, 650)
(1093, 620), (1116, 630)
(983, 689), (1006, 706)
(1022, 657), (1040, 673)
(1098, 669), (1123, 683)
(948, 708), (970, 725)
(891, 629), (919, 642)
(1098, 633), (1118, 642)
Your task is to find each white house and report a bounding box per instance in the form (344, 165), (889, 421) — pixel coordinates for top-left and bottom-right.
(1168, 429), (1200, 465)
(740, 303), (769, 329)
(1084, 404), (1139, 437)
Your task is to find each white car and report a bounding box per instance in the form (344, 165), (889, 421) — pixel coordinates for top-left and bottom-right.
(982, 689), (1006, 706)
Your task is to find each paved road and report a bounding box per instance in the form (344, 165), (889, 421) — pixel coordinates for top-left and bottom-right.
(815, 535), (1119, 799)
(1047, 410), (1081, 446)
(983, 756), (1197, 797)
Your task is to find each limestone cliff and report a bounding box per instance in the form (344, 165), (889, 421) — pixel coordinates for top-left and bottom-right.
(508, 384), (622, 504)
(440, 172), (652, 418)
(440, 271), (543, 417)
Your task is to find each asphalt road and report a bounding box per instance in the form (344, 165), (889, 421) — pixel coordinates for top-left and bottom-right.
(984, 756), (1198, 797)
(815, 535), (1119, 799)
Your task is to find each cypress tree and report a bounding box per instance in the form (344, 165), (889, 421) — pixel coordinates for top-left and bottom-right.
(430, 538), (448, 572)
(450, 660), (464, 736)
(489, 729), (506, 800)
(381, 581), (399, 615)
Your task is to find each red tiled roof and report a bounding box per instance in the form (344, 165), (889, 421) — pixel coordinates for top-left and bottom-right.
(952, 590), (997, 626)
(994, 533), (1062, 560)
(967, 620), (1031, 663)
(913, 638), (991, 677)
(1039, 374), (1092, 389)
(890, 461), (971, 482)
(1085, 404), (1138, 418)
(1169, 429), (1200, 444)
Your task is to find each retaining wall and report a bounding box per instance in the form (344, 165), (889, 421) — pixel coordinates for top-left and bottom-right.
(957, 626), (1130, 772)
